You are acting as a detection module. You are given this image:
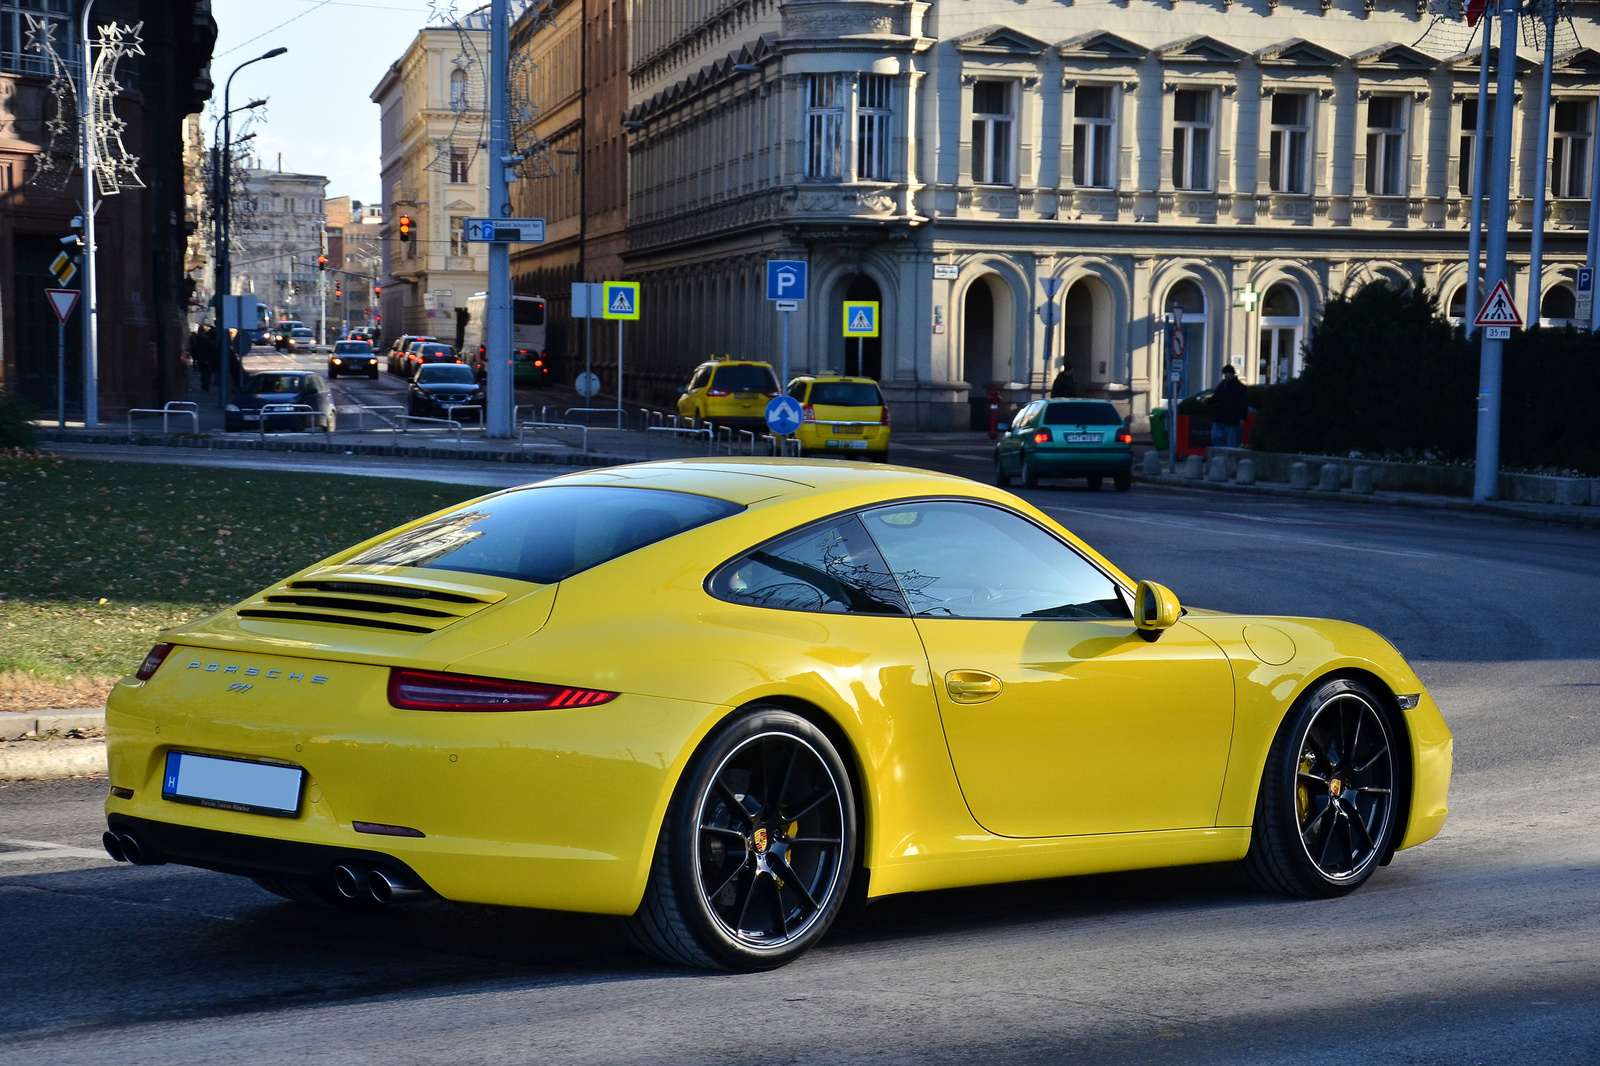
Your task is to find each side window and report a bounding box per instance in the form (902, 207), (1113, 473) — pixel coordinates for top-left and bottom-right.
(709, 515), (908, 615)
(1015, 402), (1040, 430)
(787, 380), (808, 401)
(689, 365), (712, 391)
(860, 501), (1130, 621)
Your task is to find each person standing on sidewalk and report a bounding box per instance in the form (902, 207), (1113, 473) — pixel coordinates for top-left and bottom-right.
(1050, 363), (1078, 398)
(1209, 364), (1248, 448)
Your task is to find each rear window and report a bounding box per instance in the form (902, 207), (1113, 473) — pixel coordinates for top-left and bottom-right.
(242, 374), (306, 393)
(513, 301), (545, 326)
(421, 344), (454, 356)
(345, 485), (745, 585)
(1043, 401), (1123, 426)
(808, 383), (882, 408)
(711, 365), (779, 392)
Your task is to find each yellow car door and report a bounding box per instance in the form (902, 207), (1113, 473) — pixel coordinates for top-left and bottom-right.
(859, 500), (1235, 839)
(678, 363), (713, 422)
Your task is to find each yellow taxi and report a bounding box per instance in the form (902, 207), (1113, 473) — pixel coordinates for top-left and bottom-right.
(788, 375), (891, 460)
(677, 359), (781, 430)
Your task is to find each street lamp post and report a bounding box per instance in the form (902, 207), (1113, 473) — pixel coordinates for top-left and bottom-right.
(215, 47), (287, 407)
(79, 0), (99, 426)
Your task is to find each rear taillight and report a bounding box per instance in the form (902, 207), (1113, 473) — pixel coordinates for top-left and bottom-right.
(880, 406), (891, 425)
(534, 359), (544, 367)
(387, 668), (618, 712)
(1033, 430), (1052, 444)
(1116, 430), (1132, 444)
(135, 643), (174, 681)
(764, 390), (779, 398)
(707, 388), (730, 397)
(802, 404), (815, 422)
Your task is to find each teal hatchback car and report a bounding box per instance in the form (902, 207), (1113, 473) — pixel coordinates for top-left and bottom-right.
(995, 398), (1134, 491)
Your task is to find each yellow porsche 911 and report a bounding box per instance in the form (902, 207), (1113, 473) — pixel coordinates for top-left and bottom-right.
(104, 461), (1451, 971)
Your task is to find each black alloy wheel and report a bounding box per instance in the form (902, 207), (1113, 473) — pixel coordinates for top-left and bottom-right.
(1244, 677), (1399, 898)
(628, 708), (856, 971)
(994, 455), (1012, 487)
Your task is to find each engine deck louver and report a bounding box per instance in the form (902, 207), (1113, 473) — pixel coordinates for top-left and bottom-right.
(235, 573), (506, 634)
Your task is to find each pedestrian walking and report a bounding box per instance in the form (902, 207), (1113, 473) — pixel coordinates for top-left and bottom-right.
(196, 324), (217, 392)
(1208, 363), (1249, 448)
(1049, 363), (1078, 398)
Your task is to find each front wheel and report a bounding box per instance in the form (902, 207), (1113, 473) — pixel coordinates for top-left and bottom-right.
(1243, 677), (1399, 898)
(627, 708), (856, 971)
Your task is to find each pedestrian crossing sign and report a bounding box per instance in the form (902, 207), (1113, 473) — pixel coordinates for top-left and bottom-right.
(602, 280), (640, 320)
(843, 300), (879, 338)
(1473, 280), (1522, 328)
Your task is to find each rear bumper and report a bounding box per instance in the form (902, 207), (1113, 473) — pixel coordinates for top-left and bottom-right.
(796, 424), (890, 452)
(1027, 447), (1132, 474)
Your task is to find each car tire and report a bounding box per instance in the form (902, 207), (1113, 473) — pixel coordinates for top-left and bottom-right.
(1243, 677), (1400, 900)
(1114, 472), (1132, 492)
(1086, 476), (1104, 492)
(1021, 455), (1040, 488)
(626, 706), (856, 972)
(994, 455), (1012, 487)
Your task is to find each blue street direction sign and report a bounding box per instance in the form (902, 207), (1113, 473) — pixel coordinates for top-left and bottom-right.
(843, 300), (879, 337)
(601, 281), (640, 320)
(462, 217), (546, 243)
(767, 260), (807, 301)
(766, 395), (804, 435)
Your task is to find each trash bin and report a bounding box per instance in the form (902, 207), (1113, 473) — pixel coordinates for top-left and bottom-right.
(1149, 407), (1169, 451)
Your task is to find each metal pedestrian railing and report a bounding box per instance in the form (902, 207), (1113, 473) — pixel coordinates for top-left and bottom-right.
(394, 413), (465, 445)
(257, 403), (331, 440)
(519, 420), (589, 454)
(126, 401), (199, 437)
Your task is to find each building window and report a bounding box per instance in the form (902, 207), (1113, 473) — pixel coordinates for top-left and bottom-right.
(971, 80), (1013, 185)
(449, 148), (470, 184)
(806, 74), (846, 179)
(0, 2), (75, 77)
(1073, 85), (1114, 188)
(1268, 93), (1310, 195)
(1542, 284), (1578, 323)
(450, 68), (469, 111)
(1552, 100), (1592, 199)
(857, 74), (892, 181)
(1365, 96), (1406, 196)
(449, 216), (466, 256)
(1171, 89), (1212, 191)
(1259, 283), (1305, 384)
(1458, 98), (1494, 196)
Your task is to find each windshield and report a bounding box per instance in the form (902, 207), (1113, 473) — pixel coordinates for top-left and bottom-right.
(1042, 401), (1123, 426)
(710, 365), (778, 393)
(418, 365), (476, 384)
(334, 342), (371, 353)
(809, 383), (882, 407)
(242, 374), (306, 394)
(292, 329), (314, 337)
(346, 485), (745, 585)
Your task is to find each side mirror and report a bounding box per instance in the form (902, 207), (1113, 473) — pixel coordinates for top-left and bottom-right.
(1133, 580), (1181, 640)
(677, 386), (687, 394)
(997, 423), (1009, 433)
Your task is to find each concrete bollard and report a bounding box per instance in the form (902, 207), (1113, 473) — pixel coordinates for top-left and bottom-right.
(1317, 463), (1341, 492)
(1289, 461), (1310, 490)
(1236, 457), (1257, 485)
(1143, 450), (1163, 476)
(1207, 456), (1228, 482)
(1184, 455), (1205, 479)
(1352, 465), (1374, 495)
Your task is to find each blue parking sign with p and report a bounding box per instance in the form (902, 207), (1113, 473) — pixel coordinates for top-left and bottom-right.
(1579, 267), (1593, 294)
(767, 260), (807, 302)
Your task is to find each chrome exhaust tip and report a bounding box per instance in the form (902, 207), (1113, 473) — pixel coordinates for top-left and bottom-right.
(115, 831), (162, 866)
(102, 831), (127, 863)
(367, 869), (425, 904)
(332, 863), (367, 900)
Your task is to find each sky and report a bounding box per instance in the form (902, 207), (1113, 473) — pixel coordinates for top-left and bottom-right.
(208, 0), (449, 205)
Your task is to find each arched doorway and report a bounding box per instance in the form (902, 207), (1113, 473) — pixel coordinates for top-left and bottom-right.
(1258, 282), (1305, 383)
(1164, 279), (1207, 396)
(1448, 285), (1468, 321)
(1061, 277), (1114, 392)
(831, 274), (883, 379)
(1541, 283), (1577, 325)
(963, 277), (996, 427)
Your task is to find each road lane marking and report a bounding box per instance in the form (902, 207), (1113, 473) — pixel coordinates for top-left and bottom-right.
(0, 838), (112, 863)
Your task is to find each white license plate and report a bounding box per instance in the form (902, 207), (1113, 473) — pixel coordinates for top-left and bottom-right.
(826, 439), (868, 450)
(832, 425), (864, 435)
(162, 751), (305, 817)
(1067, 434), (1102, 443)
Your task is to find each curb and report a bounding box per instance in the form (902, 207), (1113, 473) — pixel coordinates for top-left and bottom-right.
(1134, 472), (1600, 529)
(0, 738), (107, 781)
(0, 710), (106, 741)
(42, 432), (632, 468)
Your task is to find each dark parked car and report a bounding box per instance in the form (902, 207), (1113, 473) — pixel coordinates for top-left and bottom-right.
(388, 334), (435, 376)
(226, 371), (335, 433)
(328, 340), (378, 379)
(407, 363), (485, 422)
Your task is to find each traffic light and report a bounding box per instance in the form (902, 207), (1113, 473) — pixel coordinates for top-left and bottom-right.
(398, 215), (413, 242)
(317, 254), (328, 270)
(334, 281), (342, 298)
(374, 283), (382, 297)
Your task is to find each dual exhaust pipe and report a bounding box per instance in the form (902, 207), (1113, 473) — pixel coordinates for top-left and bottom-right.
(103, 830), (163, 866)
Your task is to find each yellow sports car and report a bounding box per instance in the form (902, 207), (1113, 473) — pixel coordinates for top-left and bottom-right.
(104, 461), (1451, 971)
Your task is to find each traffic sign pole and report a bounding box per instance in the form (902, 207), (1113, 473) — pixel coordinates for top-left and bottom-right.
(1474, 2), (1520, 501)
(767, 261), (807, 389)
(484, 0), (513, 438)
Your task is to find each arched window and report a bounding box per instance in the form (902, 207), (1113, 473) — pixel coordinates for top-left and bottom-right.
(1448, 286), (1468, 320)
(1164, 280), (1207, 397)
(1541, 284), (1577, 323)
(1259, 282), (1306, 384)
(450, 69), (468, 111)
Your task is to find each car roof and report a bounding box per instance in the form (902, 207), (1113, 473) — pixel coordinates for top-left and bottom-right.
(795, 376), (879, 385)
(701, 359), (774, 368)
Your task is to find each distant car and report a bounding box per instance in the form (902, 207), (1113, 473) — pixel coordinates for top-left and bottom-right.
(787, 376), (890, 461)
(346, 330), (373, 345)
(415, 342), (460, 368)
(273, 321), (308, 351)
(249, 327), (272, 345)
(225, 371), (335, 433)
(676, 359), (780, 430)
(994, 398), (1133, 491)
(328, 341), (378, 379)
(388, 335), (436, 377)
(407, 362), (484, 421)
(286, 327), (317, 352)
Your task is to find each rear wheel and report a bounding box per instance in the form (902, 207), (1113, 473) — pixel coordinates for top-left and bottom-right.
(1243, 678), (1399, 898)
(1086, 476), (1103, 492)
(1021, 455), (1040, 488)
(627, 707), (856, 971)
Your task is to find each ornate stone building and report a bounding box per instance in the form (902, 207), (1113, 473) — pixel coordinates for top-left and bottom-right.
(232, 165), (328, 327)
(623, 0), (1598, 429)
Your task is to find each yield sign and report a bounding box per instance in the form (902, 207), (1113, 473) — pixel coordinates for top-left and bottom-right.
(45, 288), (79, 324)
(1474, 280), (1523, 328)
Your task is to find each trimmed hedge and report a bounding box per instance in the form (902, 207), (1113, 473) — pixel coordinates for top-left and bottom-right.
(1252, 283), (1600, 475)
(0, 388), (37, 449)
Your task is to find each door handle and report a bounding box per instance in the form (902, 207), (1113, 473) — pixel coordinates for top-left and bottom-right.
(945, 670), (1003, 704)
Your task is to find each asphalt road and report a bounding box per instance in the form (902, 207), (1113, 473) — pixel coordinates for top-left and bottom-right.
(3, 454), (1598, 1064)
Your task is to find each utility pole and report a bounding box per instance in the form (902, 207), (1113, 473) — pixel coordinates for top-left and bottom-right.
(485, 0), (513, 437)
(1474, 0), (1521, 501)
(318, 220), (327, 346)
(79, 0), (99, 426)
(1464, 12), (1493, 337)
(1525, 0), (1557, 323)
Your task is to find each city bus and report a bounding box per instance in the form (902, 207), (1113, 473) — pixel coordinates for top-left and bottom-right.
(462, 293), (552, 386)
